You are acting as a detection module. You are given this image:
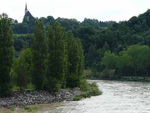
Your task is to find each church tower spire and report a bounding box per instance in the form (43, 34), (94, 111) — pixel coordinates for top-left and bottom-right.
(25, 3), (28, 14)
(23, 2), (34, 21)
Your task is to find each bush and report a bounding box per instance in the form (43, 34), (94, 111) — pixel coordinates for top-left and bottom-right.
(81, 91), (91, 98)
(80, 79), (102, 97)
(89, 82), (102, 96)
(79, 79), (91, 92)
(73, 96), (81, 101)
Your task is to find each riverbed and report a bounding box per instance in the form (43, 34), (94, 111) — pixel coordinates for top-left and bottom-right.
(37, 80), (150, 113)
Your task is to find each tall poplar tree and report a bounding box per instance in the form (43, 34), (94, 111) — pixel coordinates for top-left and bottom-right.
(76, 38), (84, 78)
(46, 22), (67, 91)
(0, 14), (14, 96)
(66, 31), (84, 88)
(31, 21), (47, 90)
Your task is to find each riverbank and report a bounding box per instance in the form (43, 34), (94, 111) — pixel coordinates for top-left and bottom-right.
(0, 102), (65, 113)
(88, 77), (150, 82)
(0, 81), (102, 113)
(85, 70), (150, 82)
(0, 88), (81, 108)
(2, 80), (149, 113)
(120, 76), (150, 82)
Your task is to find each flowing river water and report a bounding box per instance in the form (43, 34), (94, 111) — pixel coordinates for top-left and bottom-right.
(38, 80), (150, 113)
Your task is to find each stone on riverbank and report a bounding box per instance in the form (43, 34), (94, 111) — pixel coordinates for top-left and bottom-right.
(0, 88), (81, 107)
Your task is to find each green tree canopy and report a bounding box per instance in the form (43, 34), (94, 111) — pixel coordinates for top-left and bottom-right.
(31, 21), (47, 90)
(101, 51), (118, 69)
(46, 22), (67, 91)
(0, 15), (14, 96)
(13, 48), (33, 90)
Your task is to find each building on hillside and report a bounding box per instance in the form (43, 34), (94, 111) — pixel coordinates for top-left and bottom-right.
(23, 3), (33, 21)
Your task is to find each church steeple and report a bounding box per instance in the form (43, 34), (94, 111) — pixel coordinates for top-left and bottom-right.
(23, 2), (34, 22)
(25, 3), (28, 14)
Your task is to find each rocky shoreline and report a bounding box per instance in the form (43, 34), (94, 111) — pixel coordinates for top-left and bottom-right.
(0, 88), (81, 107)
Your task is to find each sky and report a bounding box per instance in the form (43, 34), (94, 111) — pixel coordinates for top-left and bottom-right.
(0, 0), (150, 23)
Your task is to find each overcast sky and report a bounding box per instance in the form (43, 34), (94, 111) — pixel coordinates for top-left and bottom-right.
(0, 0), (150, 23)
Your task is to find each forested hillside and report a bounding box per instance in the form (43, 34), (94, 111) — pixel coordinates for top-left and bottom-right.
(11, 9), (150, 79)
(11, 16), (114, 59)
(0, 13), (102, 97)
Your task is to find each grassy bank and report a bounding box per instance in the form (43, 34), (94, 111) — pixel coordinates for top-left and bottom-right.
(0, 105), (38, 113)
(85, 69), (150, 82)
(120, 76), (150, 82)
(72, 80), (102, 101)
(0, 102), (65, 113)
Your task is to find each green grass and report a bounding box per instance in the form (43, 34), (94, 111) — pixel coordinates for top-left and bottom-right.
(19, 105), (38, 112)
(13, 83), (35, 91)
(8, 106), (16, 111)
(73, 96), (81, 101)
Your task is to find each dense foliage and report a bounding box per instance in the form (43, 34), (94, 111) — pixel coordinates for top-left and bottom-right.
(0, 14), (100, 97)
(0, 14), (14, 96)
(11, 10), (150, 70)
(12, 48), (33, 90)
(13, 34), (31, 57)
(10, 20), (85, 93)
(98, 45), (150, 79)
(84, 9), (150, 79)
(46, 22), (67, 91)
(65, 31), (84, 88)
(31, 21), (47, 90)
(2, 9), (150, 96)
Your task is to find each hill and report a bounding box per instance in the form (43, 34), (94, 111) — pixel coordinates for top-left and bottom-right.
(11, 9), (150, 70)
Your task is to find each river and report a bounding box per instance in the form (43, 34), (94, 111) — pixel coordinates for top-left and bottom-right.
(38, 80), (150, 113)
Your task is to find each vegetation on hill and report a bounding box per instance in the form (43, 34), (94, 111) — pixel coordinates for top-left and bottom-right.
(11, 9), (150, 80)
(0, 13), (101, 98)
(2, 9), (150, 96)
(98, 45), (150, 79)
(86, 9), (150, 79)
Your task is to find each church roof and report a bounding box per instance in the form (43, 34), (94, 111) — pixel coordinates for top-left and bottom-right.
(24, 11), (33, 17)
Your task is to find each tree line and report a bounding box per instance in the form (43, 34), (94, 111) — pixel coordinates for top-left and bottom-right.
(10, 9), (150, 80)
(11, 16), (114, 60)
(11, 9), (150, 71)
(98, 45), (150, 79)
(86, 9), (150, 79)
(0, 15), (85, 96)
